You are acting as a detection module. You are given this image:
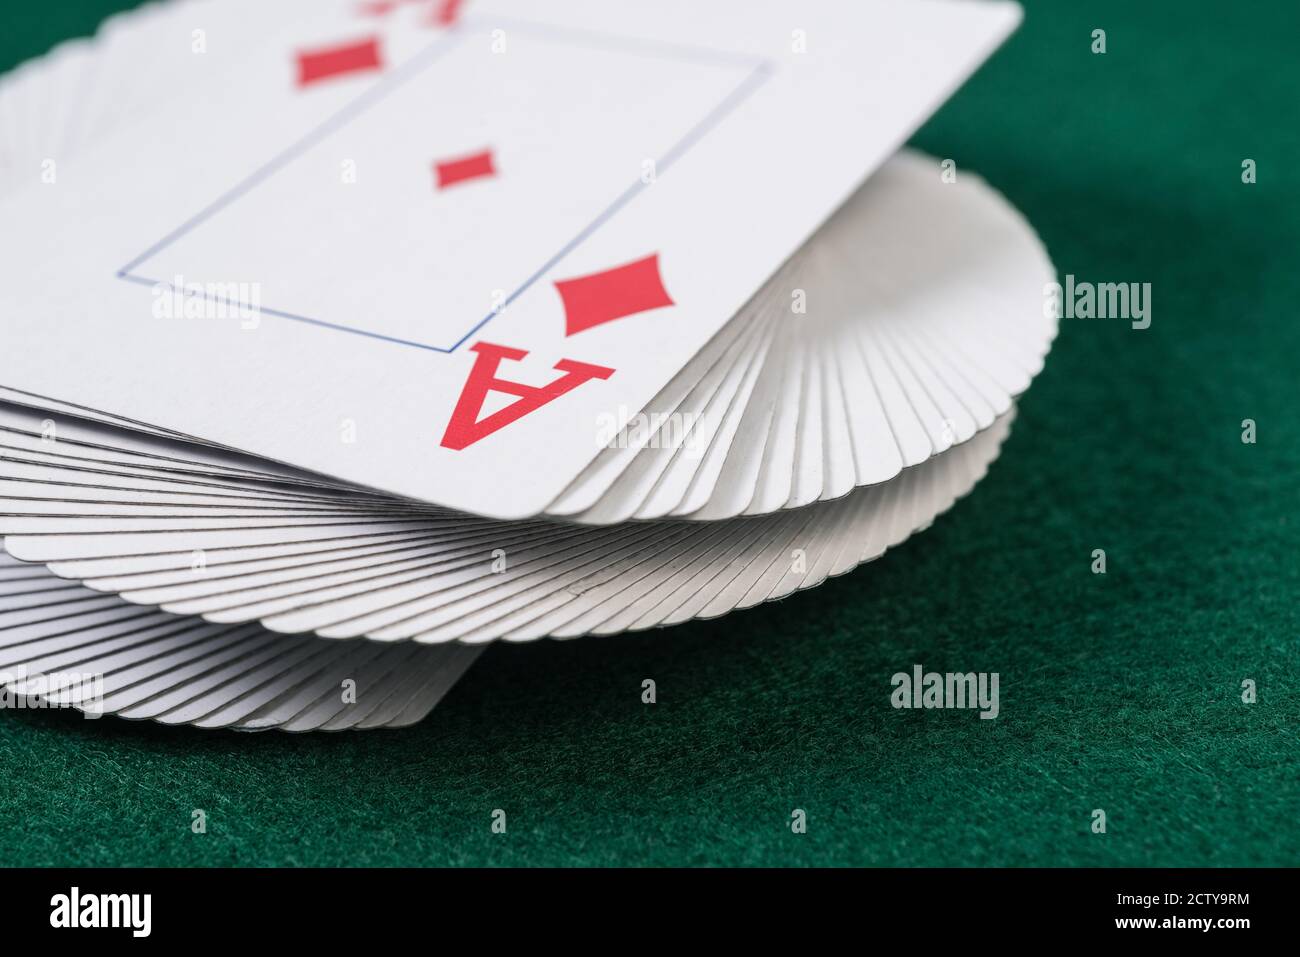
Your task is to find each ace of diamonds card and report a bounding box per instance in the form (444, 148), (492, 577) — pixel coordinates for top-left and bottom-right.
(0, 0), (1020, 518)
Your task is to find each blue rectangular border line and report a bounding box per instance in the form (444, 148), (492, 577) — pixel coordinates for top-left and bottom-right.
(116, 16), (774, 353)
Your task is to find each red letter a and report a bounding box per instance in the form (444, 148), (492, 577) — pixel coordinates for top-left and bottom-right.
(439, 342), (615, 451)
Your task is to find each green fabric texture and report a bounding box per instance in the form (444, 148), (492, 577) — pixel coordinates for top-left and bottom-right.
(1, 0), (1296, 867)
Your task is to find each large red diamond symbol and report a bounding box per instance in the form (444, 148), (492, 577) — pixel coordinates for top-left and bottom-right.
(553, 253), (674, 337)
(295, 37), (384, 88)
(434, 148), (496, 190)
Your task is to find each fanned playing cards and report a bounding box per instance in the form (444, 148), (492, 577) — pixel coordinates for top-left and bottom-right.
(0, 0), (1056, 730)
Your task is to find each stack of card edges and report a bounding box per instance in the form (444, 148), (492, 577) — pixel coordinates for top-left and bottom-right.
(0, 0), (1053, 729)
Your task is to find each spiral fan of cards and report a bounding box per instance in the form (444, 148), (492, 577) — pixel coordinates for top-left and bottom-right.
(0, 0), (1054, 730)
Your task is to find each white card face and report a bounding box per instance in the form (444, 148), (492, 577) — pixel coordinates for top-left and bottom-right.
(127, 25), (755, 349)
(0, 0), (1021, 519)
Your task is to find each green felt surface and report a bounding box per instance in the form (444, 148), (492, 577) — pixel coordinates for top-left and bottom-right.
(1, 0), (1297, 867)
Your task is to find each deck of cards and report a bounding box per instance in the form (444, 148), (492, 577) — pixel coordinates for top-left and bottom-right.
(0, 0), (1056, 730)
